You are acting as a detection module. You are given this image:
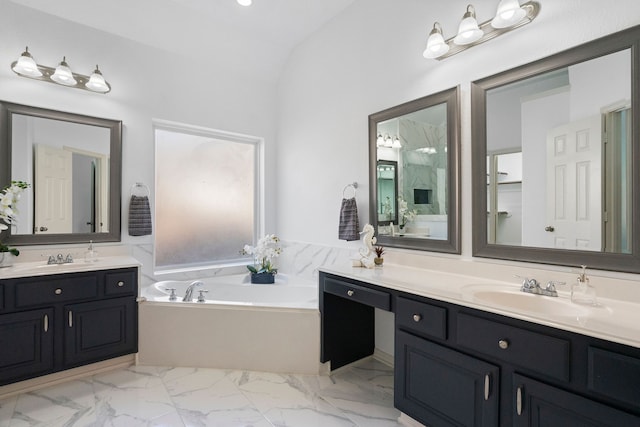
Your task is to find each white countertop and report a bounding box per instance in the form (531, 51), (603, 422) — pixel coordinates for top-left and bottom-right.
(0, 256), (141, 279)
(320, 263), (640, 349)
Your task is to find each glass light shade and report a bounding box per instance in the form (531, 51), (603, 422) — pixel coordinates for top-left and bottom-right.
(85, 66), (110, 93)
(376, 132), (384, 147)
(12, 48), (42, 77)
(237, 0), (252, 5)
(392, 136), (402, 148)
(491, 0), (526, 28)
(384, 135), (393, 147)
(453, 6), (483, 45)
(50, 57), (77, 86)
(423, 23), (449, 59)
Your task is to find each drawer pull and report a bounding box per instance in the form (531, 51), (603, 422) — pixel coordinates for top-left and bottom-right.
(347, 290), (355, 297)
(43, 314), (49, 332)
(484, 374), (490, 400)
(55, 288), (63, 295)
(498, 339), (509, 350)
(516, 386), (523, 415)
(413, 314), (422, 322)
(117, 281), (125, 287)
(68, 311), (73, 327)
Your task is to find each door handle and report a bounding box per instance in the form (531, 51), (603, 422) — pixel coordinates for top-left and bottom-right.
(516, 386), (523, 415)
(544, 226), (555, 232)
(484, 374), (490, 400)
(68, 311), (73, 327)
(43, 314), (49, 332)
(39, 226), (48, 232)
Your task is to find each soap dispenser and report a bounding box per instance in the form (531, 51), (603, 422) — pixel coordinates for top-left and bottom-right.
(571, 265), (597, 305)
(84, 240), (98, 263)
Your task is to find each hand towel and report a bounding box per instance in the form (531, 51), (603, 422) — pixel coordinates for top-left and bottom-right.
(128, 195), (152, 236)
(338, 197), (360, 241)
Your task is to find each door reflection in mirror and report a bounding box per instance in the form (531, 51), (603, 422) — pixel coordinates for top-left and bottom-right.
(485, 49), (631, 253)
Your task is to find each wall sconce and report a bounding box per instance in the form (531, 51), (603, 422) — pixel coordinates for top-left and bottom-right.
(11, 47), (111, 93)
(423, 0), (540, 60)
(377, 133), (402, 148)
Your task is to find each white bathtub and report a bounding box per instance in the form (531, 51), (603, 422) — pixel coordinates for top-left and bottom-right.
(138, 273), (323, 374)
(142, 273), (317, 309)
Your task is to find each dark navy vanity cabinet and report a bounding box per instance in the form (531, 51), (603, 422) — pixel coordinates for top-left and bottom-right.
(0, 267), (138, 386)
(319, 271), (640, 427)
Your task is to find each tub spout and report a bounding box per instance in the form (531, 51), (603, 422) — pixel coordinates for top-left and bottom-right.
(183, 281), (204, 301)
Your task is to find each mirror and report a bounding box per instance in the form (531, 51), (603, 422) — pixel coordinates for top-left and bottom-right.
(369, 86), (460, 253)
(0, 102), (122, 245)
(471, 25), (640, 273)
(377, 160), (398, 225)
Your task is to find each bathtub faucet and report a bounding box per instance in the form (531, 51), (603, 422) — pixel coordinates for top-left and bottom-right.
(183, 281), (204, 302)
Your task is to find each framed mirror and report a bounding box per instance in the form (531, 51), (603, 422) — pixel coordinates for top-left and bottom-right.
(0, 102), (122, 245)
(369, 86), (460, 253)
(471, 25), (640, 273)
(376, 160), (398, 225)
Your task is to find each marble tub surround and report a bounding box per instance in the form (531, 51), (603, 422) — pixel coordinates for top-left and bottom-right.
(321, 263), (640, 349)
(0, 358), (401, 427)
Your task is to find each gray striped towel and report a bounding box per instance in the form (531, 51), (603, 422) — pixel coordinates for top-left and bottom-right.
(128, 195), (152, 236)
(338, 197), (360, 241)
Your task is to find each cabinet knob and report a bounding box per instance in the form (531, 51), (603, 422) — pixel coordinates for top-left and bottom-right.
(117, 281), (125, 287)
(498, 339), (509, 350)
(55, 288), (63, 295)
(347, 290), (355, 297)
(413, 314), (422, 322)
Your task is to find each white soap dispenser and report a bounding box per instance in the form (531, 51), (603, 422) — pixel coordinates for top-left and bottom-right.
(571, 265), (597, 305)
(84, 240), (98, 263)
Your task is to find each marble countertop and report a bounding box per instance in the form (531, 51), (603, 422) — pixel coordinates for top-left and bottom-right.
(320, 263), (640, 349)
(0, 256), (141, 279)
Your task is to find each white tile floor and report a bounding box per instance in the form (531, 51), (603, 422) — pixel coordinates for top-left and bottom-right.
(0, 358), (404, 427)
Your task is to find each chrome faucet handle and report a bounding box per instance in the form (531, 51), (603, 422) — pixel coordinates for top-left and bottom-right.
(64, 254), (74, 263)
(515, 275), (539, 289)
(164, 288), (177, 301)
(56, 253), (64, 262)
(197, 289), (209, 303)
(47, 255), (56, 265)
(545, 281), (566, 292)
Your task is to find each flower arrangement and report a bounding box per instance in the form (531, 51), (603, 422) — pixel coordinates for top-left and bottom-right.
(241, 234), (282, 275)
(374, 245), (385, 258)
(398, 196), (417, 227)
(0, 181), (30, 256)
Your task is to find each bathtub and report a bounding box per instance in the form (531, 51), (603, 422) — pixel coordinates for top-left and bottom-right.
(137, 273), (323, 374)
(142, 273), (317, 309)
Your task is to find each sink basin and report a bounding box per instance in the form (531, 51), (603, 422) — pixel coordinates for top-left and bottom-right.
(462, 284), (591, 317)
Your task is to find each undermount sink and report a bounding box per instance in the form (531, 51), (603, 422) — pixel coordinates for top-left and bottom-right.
(462, 284), (591, 317)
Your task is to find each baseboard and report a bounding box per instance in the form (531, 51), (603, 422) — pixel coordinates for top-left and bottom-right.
(373, 348), (394, 367)
(0, 355), (135, 400)
(398, 412), (426, 427)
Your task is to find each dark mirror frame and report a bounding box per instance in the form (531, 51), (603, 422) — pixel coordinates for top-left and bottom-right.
(0, 101), (122, 245)
(471, 25), (640, 273)
(376, 159), (399, 226)
(369, 86), (461, 254)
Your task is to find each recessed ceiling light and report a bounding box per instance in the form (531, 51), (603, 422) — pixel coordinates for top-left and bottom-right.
(237, 0), (252, 6)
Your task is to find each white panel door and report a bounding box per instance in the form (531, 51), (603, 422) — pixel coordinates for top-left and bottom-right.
(545, 116), (601, 251)
(34, 144), (73, 234)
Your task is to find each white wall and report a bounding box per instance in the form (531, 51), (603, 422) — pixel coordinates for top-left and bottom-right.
(276, 0), (640, 256)
(0, 0), (278, 252)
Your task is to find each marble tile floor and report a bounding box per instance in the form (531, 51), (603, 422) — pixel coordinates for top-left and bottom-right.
(0, 358), (405, 427)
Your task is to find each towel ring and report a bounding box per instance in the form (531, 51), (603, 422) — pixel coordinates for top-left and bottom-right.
(342, 182), (358, 199)
(130, 182), (150, 197)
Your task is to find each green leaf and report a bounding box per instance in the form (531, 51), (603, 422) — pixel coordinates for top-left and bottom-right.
(9, 248), (19, 256)
(247, 265), (258, 273)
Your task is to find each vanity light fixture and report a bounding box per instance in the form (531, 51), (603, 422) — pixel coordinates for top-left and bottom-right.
(11, 47), (111, 93)
(237, 0), (252, 6)
(423, 0), (540, 60)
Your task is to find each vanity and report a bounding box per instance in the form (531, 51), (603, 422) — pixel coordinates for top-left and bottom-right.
(0, 257), (139, 388)
(319, 266), (640, 427)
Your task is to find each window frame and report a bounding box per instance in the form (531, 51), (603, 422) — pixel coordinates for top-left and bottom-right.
(152, 119), (265, 274)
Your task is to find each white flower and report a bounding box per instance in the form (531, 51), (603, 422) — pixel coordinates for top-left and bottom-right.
(241, 234), (282, 274)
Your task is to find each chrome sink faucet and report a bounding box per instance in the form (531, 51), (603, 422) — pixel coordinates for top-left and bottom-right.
(183, 280), (204, 301)
(517, 276), (563, 297)
(47, 253), (74, 265)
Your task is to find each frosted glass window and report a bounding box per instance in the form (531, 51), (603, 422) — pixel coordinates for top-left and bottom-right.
(154, 126), (259, 271)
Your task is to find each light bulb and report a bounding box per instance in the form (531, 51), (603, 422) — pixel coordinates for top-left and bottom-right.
(423, 22), (449, 59)
(453, 5), (483, 45)
(492, 0), (526, 28)
(50, 57), (77, 86)
(85, 65), (110, 93)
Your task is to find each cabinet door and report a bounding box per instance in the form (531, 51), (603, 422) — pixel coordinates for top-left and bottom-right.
(64, 297), (137, 367)
(395, 330), (499, 427)
(0, 308), (54, 385)
(513, 374), (640, 427)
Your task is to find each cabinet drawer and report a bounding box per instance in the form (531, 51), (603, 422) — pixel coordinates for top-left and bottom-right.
(588, 347), (640, 408)
(15, 274), (98, 307)
(324, 278), (390, 310)
(457, 312), (570, 382)
(105, 269), (137, 296)
(396, 296), (447, 340)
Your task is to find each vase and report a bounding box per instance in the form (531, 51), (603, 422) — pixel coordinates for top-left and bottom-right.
(374, 257), (384, 266)
(250, 272), (275, 284)
(0, 252), (14, 268)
